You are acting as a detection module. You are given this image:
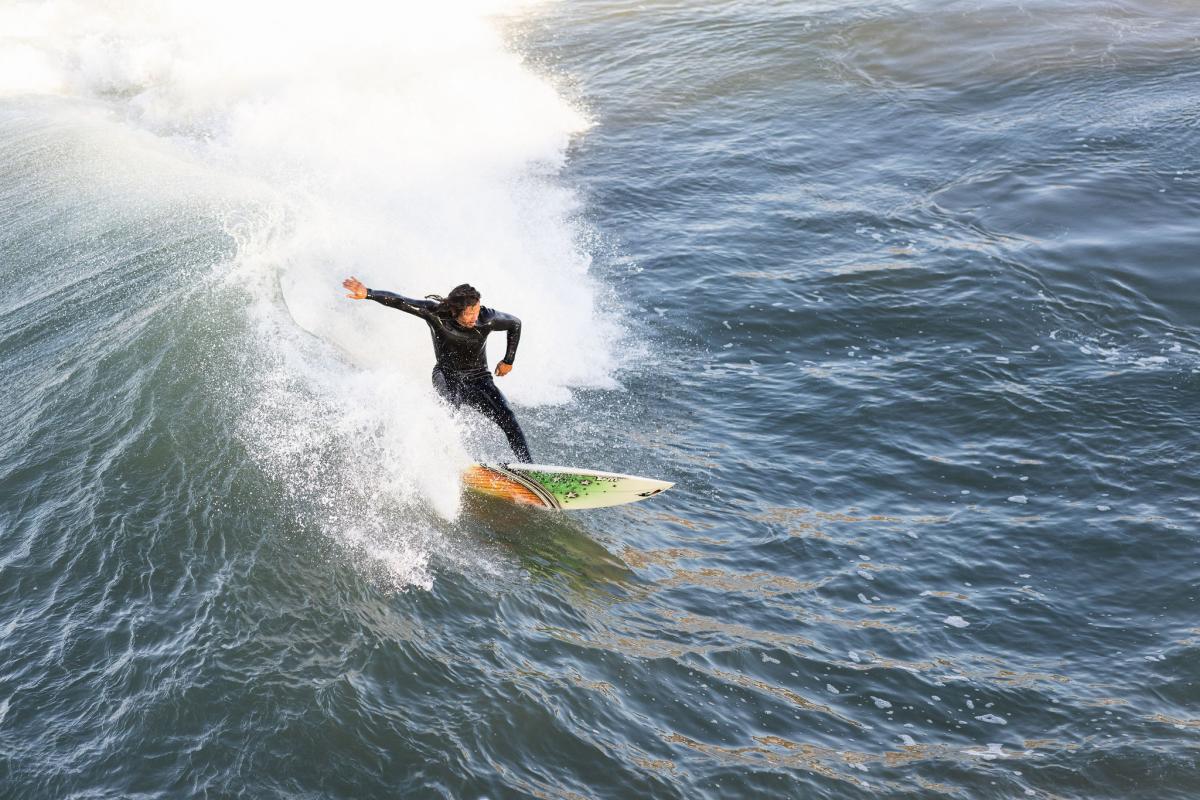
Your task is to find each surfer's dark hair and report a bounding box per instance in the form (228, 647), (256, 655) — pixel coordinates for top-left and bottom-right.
(426, 283), (481, 317)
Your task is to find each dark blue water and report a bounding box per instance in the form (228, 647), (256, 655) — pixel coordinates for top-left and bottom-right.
(2, 1), (1198, 797)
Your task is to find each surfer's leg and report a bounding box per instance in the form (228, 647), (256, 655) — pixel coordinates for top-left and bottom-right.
(460, 378), (533, 463)
(431, 367), (461, 406)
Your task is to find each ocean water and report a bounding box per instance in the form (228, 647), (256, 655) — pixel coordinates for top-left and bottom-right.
(1, 0), (1198, 797)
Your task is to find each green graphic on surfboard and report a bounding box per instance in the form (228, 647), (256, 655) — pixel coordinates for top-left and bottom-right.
(463, 463), (673, 510)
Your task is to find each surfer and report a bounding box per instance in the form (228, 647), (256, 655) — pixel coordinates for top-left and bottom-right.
(342, 277), (533, 463)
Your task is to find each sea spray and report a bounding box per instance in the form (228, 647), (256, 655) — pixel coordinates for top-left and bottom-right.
(3, 0), (623, 587)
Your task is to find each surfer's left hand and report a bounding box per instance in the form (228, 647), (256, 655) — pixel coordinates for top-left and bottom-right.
(494, 361), (513, 377)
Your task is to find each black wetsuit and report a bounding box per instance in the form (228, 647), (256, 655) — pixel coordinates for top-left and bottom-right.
(366, 289), (533, 462)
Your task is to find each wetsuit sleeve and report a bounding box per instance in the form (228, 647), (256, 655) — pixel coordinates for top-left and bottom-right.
(365, 289), (438, 318)
(489, 309), (522, 364)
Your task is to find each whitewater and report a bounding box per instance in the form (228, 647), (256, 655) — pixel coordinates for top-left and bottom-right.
(1, 0), (623, 589)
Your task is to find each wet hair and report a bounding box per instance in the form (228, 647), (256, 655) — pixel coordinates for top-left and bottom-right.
(426, 283), (481, 318)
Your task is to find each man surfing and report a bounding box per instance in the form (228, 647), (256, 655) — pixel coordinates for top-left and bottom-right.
(342, 277), (533, 463)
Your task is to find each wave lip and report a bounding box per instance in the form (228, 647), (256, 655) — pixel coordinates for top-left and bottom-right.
(3, 0), (622, 586)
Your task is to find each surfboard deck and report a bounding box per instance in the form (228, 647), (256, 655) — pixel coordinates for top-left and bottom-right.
(463, 463), (673, 510)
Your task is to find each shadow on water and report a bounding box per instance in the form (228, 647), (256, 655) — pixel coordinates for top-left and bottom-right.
(461, 491), (643, 599)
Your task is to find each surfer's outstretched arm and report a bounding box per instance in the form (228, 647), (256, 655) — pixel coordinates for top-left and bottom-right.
(342, 276), (437, 318)
(365, 289), (439, 317)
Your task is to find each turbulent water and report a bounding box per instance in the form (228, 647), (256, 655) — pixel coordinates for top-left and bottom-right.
(1, 0), (1198, 797)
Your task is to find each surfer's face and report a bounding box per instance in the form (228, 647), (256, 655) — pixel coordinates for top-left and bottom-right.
(457, 302), (481, 327)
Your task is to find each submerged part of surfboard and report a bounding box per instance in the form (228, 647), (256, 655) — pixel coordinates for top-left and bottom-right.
(463, 463), (674, 510)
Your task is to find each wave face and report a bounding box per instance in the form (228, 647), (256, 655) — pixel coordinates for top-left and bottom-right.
(1, 0), (622, 589)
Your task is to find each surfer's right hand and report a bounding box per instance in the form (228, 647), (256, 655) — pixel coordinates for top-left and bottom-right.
(343, 276), (368, 299)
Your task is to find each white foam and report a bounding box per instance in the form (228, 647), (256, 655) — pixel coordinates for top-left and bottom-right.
(967, 742), (1007, 760)
(6, 0), (623, 589)
(0, 38), (65, 96)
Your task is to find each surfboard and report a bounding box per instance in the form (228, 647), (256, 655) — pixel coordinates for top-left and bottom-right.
(463, 463), (673, 510)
